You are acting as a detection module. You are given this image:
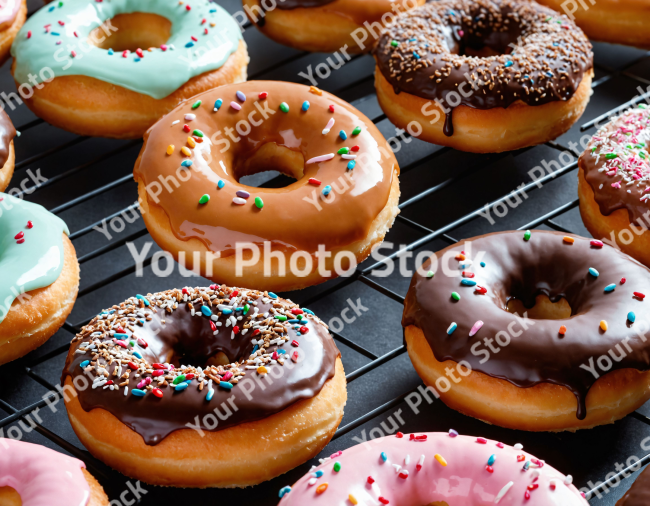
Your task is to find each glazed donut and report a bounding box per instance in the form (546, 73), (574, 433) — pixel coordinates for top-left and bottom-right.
(537, 0), (650, 50)
(0, 193), (79, 366)
(578, 104), (650, 267)
(0, 0), (25, 65)
(0, 439), (108, 506)
(10, 0), (248, 139)
(373, 0), (594, 153)
(244, 0), (425, 53)
(62, 285), (346, 488)
(134, 81), (400, 292)
(0, 109), (16, 192)
(402, 230), (650, 432)
(277, 431), (587, 505)
(617, 462), (650, 505)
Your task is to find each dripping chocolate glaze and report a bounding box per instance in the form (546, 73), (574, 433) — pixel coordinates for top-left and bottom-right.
(580, 108), (650, 226)
(617, 464), (650, 506)
(374, 0), (593, 136)
(62, 291), (339, 445)
(0, 109), (16, 168)
(402, 230), (650, 420)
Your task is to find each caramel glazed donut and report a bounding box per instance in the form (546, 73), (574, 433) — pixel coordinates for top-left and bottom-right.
(0, 0), (26, 65)
(0, 193), (79, 366)
(243, 0), (425, 54)
(10, 0), (248, 139)
(373, 0), (594, 153)
(578, 105), (650, 268)
(537, 0), (650, 50)
(0, 109), (16, 192)
(277, 432), (587, 505)
(402, 230), (650, 432)
(0, 439), (108, 506)
(134, 81), (400, 292)
(62, 286), (347, 488)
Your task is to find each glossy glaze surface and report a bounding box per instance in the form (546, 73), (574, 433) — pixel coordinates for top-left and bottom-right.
(12, 0), (241, 99)
(403, 230), (650, 419)
(278, 432), (587, 505)
(0, 192), (69, 324)
(0, 439), (90, 506)
(134, 81), (397, 257)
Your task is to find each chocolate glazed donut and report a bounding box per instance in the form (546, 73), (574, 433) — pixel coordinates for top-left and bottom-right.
(62, 286), (346, 487)
(373, 0), (594, 153)
(0, 108), (16, 192)
(402, 230), (650, 431)
(617, 464), (650, 506)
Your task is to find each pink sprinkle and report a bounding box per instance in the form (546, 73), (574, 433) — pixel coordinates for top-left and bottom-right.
(222, 371), (233, 381)
(458, 30), (464, 36)
(322, 118), (335, 134)
(306, 153), (335, 164)
(26, 30), (31, 39)
(330, 451), (342, 458)
(469, 320), (484, 337)
(191, 35), (198, 41)
(58, 20), (65, 25)
(611, 181), (621, 189)
(160, 44), (168, 51)
(590, 240), (603, 248)
(230, 101), (241, 111)
(496, 442), (504, 448)
(621, 277), (626, 284)
(476, 437), (487, 444)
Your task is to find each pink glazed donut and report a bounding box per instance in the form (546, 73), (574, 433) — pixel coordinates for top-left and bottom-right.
(277, 431), (587, 505)
(0, 439), (108, 506)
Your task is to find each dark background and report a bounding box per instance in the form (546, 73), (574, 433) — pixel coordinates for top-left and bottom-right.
(2, 0), (650, 504)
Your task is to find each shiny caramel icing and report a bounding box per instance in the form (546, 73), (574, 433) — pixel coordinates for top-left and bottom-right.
(133, 81), (397, 259)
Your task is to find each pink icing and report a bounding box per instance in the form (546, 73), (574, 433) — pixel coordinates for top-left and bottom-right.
(0, 439), (91, 506)
(0, 0), (20, 27)
(278, 432), (588, 505)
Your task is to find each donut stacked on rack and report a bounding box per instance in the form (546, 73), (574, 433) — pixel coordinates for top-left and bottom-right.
(62, 285), (346, 488)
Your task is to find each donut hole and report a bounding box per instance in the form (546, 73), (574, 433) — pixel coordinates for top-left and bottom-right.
(506, 294), (572, 320)
(235, 143), (305, 188)
(88, 13), (171, 52)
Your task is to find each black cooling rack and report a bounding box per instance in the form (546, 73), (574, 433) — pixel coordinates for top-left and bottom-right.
(3, 0), (650, 504)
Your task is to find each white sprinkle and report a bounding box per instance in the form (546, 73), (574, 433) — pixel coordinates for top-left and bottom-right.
(494, 481), (514, 503)
(564, 475), (573, 485)
(392, 464), (402, 473)
(341, 154), (357, 159)
(124, 387), (128, 396)
(233, 197), (247, 205)
(171, 120), (180, 125)
(404, 455), (410, 465)
(184, 114), (196, 121)
(322, 118), (335, 134)
(514, 443), (523, 450)
(306, 153), (335, 165)
(308, 478), (317, 486)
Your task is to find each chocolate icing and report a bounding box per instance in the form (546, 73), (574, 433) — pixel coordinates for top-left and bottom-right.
(0, 109), (16, 169)
(402, 230), (650, 419)
(62, 287), (340, 445)
(374, 0), (593, 135)
(617, 465), (650, 506)
(580, 106), (650, 225)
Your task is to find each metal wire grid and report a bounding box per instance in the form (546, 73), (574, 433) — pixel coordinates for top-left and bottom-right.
(2, 2), (650, 503)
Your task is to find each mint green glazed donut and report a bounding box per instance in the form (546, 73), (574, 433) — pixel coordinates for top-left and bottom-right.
(10, 0), (247, 138)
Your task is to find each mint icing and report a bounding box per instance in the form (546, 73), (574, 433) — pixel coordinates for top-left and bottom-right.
(0, 193), (70, 323)
(11, 0), (242, 100)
